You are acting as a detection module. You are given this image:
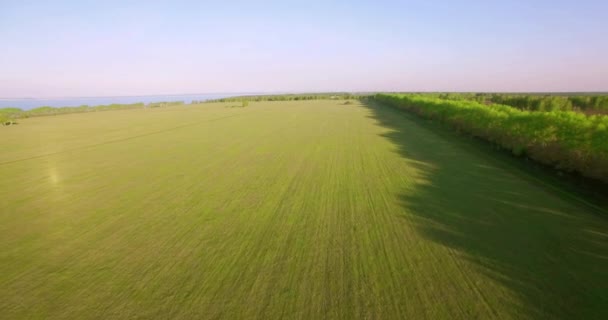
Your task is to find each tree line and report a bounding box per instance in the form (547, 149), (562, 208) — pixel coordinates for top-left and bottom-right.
(433, 93), (608, 113)
(374, 94), (608, 183)
(206, 93), (366, 103)
(0, 101), (188, 124)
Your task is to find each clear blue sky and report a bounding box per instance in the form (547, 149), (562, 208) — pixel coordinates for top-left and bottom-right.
(1, 0), (607, 97)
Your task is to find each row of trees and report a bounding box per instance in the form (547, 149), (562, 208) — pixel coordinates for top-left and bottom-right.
(147, 101), (185, 108)
(375, 94), (608, 183)
(434, 93), (608, 113)
(0, 101), (188, 124)
(207, 93), (366, 103)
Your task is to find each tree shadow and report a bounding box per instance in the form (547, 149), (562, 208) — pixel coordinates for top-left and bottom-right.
(359, 99), (608, 319)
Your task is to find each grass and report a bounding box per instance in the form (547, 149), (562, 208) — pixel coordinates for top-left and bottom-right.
(1, 100), (607, 319)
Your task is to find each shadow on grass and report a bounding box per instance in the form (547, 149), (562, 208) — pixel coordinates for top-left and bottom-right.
(360, 100), (608, 319)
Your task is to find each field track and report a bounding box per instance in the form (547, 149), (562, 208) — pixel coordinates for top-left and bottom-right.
(1, 100), (607, 319)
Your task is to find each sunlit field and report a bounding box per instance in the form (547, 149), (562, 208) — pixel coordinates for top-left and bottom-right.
(1, 100), (607, 319)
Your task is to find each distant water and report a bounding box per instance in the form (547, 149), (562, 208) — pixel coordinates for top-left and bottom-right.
(0, 93), (257, 110)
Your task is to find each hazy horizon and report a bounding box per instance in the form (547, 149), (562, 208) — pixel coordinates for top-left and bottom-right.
(4, 90), (608, 101)
(2, 0), (607, 98)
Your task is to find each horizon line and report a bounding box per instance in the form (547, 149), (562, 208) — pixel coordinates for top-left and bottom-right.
(1, 90), (608, 101)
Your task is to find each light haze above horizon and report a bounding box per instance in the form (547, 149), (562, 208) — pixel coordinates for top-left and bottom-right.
(1, 0), (607, 98)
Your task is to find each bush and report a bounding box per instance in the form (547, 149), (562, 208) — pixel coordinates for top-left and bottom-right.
(242, 100), (249, 107)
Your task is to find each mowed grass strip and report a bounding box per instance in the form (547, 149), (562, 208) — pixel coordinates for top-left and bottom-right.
(1, 100), (607, 319)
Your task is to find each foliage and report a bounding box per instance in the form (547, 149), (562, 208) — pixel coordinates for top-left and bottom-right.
(207, 93), (368, 103)
(375, 94), (608, 182)
(0, 108), (22, 125)
(429, 93), (608, 113)
(0, 101), (190, 122)
(147, 101), (185, 108)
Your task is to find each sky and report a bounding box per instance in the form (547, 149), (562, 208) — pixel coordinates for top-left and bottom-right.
(1, 0), (607, 98)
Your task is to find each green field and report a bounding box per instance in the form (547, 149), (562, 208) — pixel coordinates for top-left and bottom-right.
(1, 100), (607, 319)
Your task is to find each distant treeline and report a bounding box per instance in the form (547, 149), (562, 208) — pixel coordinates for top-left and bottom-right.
(206, 93), (368, 103)
(147, 101), (185, 108)
(0, 101), (186, 124)
(375, 94), (608, 183)
(429, 93), (608, 113)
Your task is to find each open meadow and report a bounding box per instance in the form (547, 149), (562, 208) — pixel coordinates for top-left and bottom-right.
(1, 100), (608, 319)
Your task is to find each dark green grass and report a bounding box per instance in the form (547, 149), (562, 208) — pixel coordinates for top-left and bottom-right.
(1, 100), (607, 319)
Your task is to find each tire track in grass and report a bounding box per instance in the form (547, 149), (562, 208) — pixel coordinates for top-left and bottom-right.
(148, 111), (309, 318)
(359, 104), (437, 317)
(246, 111), (339, 318)
(121, 110), (304, 318)
(182, 111), (317, 319)
(252, 148), (318, 318)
